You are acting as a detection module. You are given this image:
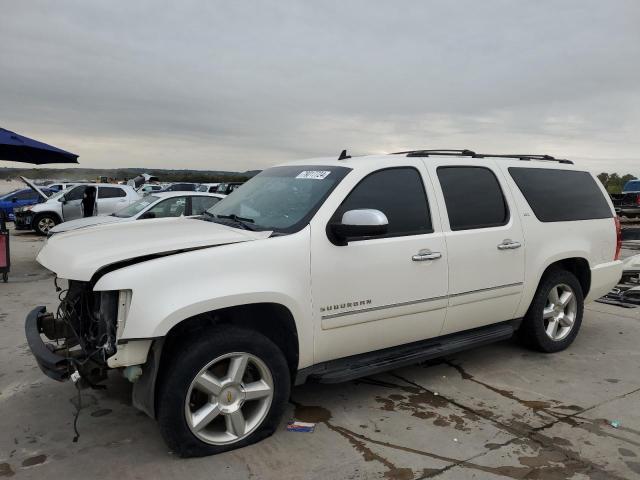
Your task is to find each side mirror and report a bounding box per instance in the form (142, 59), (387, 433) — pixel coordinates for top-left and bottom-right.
(139, 211), (156, 219)
(11, 197), (17, 203)
(329, 209), (388, 245)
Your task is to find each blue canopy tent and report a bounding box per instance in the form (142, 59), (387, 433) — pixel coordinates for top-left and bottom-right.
(0, 128), (79, 165)
(0, 128), (78, 282)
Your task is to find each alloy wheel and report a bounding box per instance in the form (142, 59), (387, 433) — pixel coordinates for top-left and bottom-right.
(37, 217), (55, 233)
(184, 352), (274, 445)
(543, 283), (578, 341)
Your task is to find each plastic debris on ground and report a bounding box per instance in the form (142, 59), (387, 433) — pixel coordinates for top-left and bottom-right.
(610, 420), (621, 429)
(597, 254), (640, 308)
(286, 421), (316, 433)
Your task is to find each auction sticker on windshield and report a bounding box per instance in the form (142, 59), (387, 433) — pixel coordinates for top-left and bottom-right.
(296, 170), (331, 180)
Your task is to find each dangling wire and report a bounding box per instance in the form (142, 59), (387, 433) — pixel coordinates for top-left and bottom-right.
(72, 377), (82, 443)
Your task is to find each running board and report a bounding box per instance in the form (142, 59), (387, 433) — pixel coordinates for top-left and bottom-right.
(296, 320), (520, 385)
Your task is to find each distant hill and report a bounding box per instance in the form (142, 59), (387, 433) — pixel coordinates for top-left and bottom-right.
(0, 167), (261, 183)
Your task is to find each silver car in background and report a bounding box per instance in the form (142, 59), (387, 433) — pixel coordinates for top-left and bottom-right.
(48, 191), (225, 235)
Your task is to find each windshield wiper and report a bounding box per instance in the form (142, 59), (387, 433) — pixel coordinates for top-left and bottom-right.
(199, 211), (257, 231)
(216, 213), (256, 230)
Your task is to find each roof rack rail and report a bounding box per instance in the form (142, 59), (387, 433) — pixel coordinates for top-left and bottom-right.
(394, 149), (477, 157)
(474, 153), (573, 164)
(393, 149), (573, 164)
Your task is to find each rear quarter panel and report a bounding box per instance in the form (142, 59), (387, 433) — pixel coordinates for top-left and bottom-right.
(497, 161), (619, 316)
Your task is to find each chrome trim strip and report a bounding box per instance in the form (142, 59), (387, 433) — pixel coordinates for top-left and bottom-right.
(321, 295), (447, 320)
(449, 282), (523, 298)
(320, 282), (524, 320)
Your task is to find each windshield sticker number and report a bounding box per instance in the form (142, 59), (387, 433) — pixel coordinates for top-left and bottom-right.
(296, 170), (331, 180)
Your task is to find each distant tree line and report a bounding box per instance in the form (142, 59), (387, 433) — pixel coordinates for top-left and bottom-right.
(597, 173), (638, 193)
(0, 166), (258, 184)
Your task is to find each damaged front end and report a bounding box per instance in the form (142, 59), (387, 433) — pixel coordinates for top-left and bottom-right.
(25, 280), (122, 385)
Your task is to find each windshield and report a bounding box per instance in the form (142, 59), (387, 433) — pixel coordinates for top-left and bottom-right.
(113, 196), (159, 218)
(205, 165), (351, 233)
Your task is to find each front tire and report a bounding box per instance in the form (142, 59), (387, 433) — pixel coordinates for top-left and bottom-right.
(156, 326), (290, 457)
(33, 213), (59, 236)
(519, 268), (584, 353)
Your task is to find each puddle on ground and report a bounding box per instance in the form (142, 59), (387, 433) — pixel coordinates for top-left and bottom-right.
(293, 404), (331, 423)
(619, 447), (637, 457)
(445, 362), (559, 412)
(291, 394), (622, 480)
(21, 454), (46, 467)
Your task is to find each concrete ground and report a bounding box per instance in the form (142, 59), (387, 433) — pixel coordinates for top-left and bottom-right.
(1, 229), (640, 480)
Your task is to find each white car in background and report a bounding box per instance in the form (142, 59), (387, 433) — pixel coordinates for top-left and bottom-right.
(41, 182), (78, 193)
(14, 179), (141, 235)
(48, 191), (225, 235)
(197, 183), (220, 193)
(137, 184), (164, 195)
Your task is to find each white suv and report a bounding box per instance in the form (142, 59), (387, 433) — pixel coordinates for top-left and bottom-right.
(15, 181), (140, 235)
(26, 150), (623, 457)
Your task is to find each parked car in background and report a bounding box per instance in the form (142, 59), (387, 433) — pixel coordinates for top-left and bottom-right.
(611, 179), (640, 218)
(0, 187), (54, 221)
(216, 181), (244, 194)
(623, 180), (640, 193)
(158, 182), (199, 192)
(15, 180), (140, 235)
(138, 184), (164, 196)
(48, 192), (225, 235)
(28, 150), (622, 457)
(46, 183), (77, 193)
(197, 183), (221, 193)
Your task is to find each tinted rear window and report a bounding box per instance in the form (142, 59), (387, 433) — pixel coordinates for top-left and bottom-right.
(99, 186), (126, 198)
(508, 168), (612, 222)
(437, 166), (509, 230)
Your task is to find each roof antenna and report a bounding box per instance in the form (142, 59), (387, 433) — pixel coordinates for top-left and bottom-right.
(338, 149), (351, 160)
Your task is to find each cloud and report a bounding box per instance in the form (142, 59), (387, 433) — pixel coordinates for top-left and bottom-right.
(1, 0), (639, 174)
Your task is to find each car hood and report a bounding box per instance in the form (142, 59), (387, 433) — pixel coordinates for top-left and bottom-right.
(37, 217), (272, 281)
(20, 176), (50, 201)
(49, 215), (124, 234)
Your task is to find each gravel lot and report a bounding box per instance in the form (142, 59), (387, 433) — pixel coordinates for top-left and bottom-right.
(1, 229), (639, 479)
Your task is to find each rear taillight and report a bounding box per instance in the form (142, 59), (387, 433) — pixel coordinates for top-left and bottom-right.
(614, 216), (622, 260)
(636, 194), (640, 206)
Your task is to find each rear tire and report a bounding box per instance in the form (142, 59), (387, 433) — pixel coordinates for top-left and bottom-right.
(518, 268), (584, 353)
(33, 213), (58, 236)
(156, 326), (290, 457)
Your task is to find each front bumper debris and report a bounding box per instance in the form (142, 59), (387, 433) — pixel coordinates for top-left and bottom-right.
(25, 306), (73, 381)
(14, 211), (33, 229)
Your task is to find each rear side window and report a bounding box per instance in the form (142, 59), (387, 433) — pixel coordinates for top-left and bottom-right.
(99, 187), (126, 198)
(508, 168), (612, 222)
(437, 166), (509, 230)
(333, 167), (432, 238)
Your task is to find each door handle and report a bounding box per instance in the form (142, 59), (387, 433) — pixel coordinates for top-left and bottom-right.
(497, 239), (522, 250)
(412, 249), (442, 261)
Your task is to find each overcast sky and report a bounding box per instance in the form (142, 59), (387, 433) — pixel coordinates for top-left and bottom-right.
(1, 1), (639, 174)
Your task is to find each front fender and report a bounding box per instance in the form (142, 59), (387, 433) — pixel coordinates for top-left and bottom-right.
(93, 229), (314, 368)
